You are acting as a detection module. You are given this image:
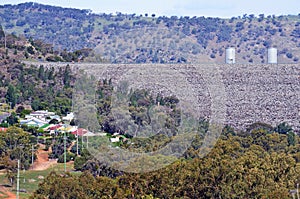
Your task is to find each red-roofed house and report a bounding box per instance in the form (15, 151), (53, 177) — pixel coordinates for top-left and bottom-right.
(71, 128), (88, 136)
(48, 124), (63, 135)
(0, 127), (7, 132)
(49, 124), (62, 131)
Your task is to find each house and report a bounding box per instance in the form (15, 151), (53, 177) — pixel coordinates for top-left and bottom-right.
(29, 110), (55, 120)
(62, 112), (74, 122)
(110, 135), (127, 143)
(0, 127), (7, 132)
(65, 126), (77, 133)
(71, 128), (88, 136)
(25, 110), (59, 123)
(48, 124), (62, 134)
(20, 117), (47, 127)
(110, 137), (120, 143)
(0, 112), (10, 123)
(48, 124), (62, 131)
(49, 115), (61, 122)
(39, 124), (52, 131)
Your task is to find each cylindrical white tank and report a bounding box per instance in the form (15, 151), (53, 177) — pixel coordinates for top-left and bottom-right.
(225, 47), (235, 64)
(268, 48), (277, 64)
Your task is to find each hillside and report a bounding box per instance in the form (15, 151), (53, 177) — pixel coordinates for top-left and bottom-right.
(1, 4), (300, 198)
(0, 30), (76, 116)
(0, 2), (299, 64)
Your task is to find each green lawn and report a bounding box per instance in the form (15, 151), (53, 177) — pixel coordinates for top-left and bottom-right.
(0, 162), (80, 199)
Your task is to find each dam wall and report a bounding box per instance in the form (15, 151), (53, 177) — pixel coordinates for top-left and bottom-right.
(25, 61), (300, 131)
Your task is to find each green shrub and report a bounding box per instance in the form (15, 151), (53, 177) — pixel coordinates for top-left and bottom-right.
(58, 152), (75, 163)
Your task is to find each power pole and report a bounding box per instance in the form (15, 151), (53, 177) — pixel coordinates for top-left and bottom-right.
(76, 130), (79, 155)
(86, 135), (88, 149)
(81, 134), (83, 150)
(297, 183), (299, 199)
(31, 144), (34, 169)
(16, 159), (20, 199)
(4, 32), (6, 50)
(64, 130), (66, 172)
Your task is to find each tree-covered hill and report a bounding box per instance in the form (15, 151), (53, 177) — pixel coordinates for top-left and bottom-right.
(31, 125), (300, 198)
(0, 2), (299, 63)
(0, 30), (77, 114)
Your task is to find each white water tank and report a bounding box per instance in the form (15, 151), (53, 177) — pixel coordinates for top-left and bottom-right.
(225, 47), (235, 64)
(268, 48), (277, 64)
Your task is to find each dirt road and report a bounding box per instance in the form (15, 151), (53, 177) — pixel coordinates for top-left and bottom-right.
(31, 144), (57, 171)
(0, 186), (16, 199)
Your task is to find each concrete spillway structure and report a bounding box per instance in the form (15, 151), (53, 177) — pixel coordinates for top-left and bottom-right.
(268, 47), (278, 64)
(225, 47), (235, 64)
